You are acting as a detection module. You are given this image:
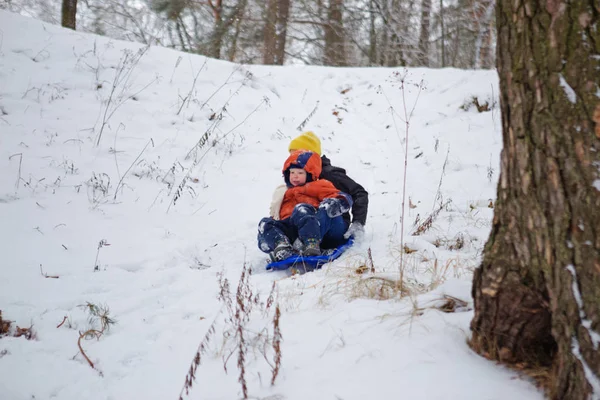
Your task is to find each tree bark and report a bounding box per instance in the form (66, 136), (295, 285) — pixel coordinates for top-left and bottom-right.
(324, 0), (347, 66)
(208, 0), (224, 59)
(470, 1), (600, 399)
(383, 0), (408, 66)
(206, 0), (247, 60)
(61, 0), (78, 30)
(263, 0), (278, 64)
(263, 0), (290, 65)
(417, 0), (432, 66)
(273, 0), (291, 65)
(368, 0), (377, 65)
(472, 0), (495, 69)
(439, 0), (445, 67)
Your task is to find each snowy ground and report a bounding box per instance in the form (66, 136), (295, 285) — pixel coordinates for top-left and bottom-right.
(0, 11), (543, 400)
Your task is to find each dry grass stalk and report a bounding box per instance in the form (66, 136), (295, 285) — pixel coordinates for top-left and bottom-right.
(433, 234), (466, 251)
(8, 153), (23, 190)
(40, 264), (59, 279)
(307, 251), (427, 303)
(264, 281), (276, 316)
(179, 314), (219, 400)
(235, 265), (250, 399)
(217, 270), (233, 316)
(181, 266), (284, 399)
(318, 267), (417, 302)
(367, 248), (376, 273)
(271, 304), (282, 385)
(412, 199), (451, 236)
(296, 101), (319, 131)
(426, 259), (449, 290)
(436, 295), (469, 313)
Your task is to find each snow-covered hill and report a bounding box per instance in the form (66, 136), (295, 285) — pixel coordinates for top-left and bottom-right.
(0, 11), (542, 400)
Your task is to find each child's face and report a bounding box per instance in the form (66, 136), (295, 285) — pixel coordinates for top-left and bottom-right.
(289, 168), (307, 186)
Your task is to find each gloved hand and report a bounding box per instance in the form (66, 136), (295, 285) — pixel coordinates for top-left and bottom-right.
(344, 222), (364, 239)
(319, 197), (349, 218)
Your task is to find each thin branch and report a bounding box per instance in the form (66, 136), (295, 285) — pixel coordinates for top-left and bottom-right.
(113, 138), (154, 200)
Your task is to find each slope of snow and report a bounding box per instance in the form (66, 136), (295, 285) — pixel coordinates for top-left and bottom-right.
(0, 11), (541, 400)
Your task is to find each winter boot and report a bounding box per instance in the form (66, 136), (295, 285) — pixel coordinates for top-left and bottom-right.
(271, 240), (295, 262)
(292, 238), (304, 253)
(303, 238), (321, 256)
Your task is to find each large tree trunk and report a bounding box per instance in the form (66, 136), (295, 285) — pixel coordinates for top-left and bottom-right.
(324, 0), (347, 66)
(206, 0), (247, 60)
(263, 0), (278, 64)
(263, 0), (290, 65)
(417, 0), (432, 66)
(385, 0), (408, 66)
(208, 0), (224, 59)
(472, 0), (495, 69)
(470, 0), (600, 399)
(61, 0), (78, 30)
(273, 0), (290, 65)
(438, 0), (445, 67)
(368, 0), (377, 65)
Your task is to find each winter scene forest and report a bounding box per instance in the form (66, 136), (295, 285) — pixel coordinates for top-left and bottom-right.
(0, 1), (599, 400)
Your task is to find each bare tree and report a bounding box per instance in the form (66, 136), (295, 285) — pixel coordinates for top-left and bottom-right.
(205, 0), (248, 59)
(13, 0), (502, 69)
(62, 0), (77, 30)
(263, 0), (291, 65)
(367, 0), (377, 65)
(370, 0), (415, 66)
(472, 0), (494, 68)
(437, 0), (444, 67)
(470, 1), (600, 399)
(324, 0), (347, 66)
(416, 0), (431, 66)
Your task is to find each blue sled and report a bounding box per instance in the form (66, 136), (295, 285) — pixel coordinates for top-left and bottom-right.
(266, 238), (354, 271)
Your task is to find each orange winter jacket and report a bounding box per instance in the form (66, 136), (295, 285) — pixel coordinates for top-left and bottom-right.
(279, 150), (345, 220)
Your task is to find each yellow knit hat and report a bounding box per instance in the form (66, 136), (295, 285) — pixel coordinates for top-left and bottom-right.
(288, 131), (322, 155)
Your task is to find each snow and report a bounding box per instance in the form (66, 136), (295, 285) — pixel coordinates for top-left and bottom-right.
(571, 337), (600, 399)
(0, 11), (542, 400)
(559, 74), (577, 104)
(565, 265), (600, 350)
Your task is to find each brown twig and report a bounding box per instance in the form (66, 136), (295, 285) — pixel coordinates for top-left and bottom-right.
(367, 248), (375, 273)
(40, 264), (59, 279)
(77, 330), (96, 370)
(57, 316), (68, 328)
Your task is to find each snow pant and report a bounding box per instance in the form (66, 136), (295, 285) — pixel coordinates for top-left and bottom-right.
(257, 203), (349, 253)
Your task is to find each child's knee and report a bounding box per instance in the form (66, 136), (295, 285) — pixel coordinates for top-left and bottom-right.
(258, 217), (275, 233)
(292, 203), (316, 216)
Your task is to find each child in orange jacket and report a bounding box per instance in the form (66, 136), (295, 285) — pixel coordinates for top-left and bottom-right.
(258, 150), (352, 262)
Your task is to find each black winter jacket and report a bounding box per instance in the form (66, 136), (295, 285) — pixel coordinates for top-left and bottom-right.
(320, 155), (368, 226)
